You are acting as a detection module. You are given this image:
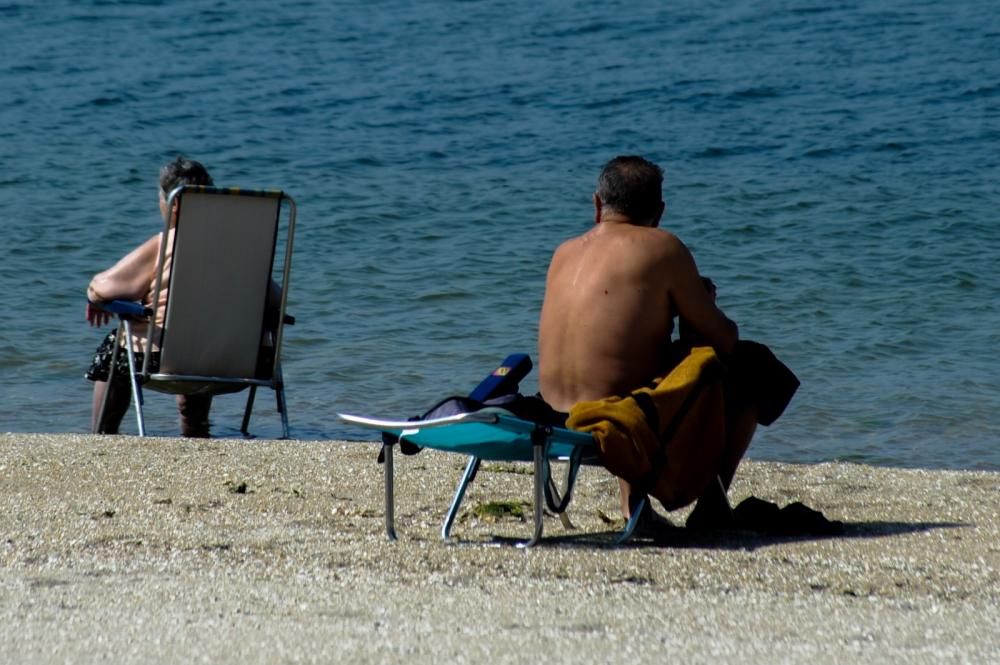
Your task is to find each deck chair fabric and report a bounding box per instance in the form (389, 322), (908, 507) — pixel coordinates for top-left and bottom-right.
(339, 354), (647, 547)
(158, 190), (280, 381)
(98, 185), (296, 438)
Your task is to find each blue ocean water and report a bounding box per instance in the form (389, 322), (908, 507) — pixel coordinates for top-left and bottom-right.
(0, 1), (997, 470)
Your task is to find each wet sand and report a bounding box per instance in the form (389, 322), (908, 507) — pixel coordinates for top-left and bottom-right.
(1, 433), (997, 663)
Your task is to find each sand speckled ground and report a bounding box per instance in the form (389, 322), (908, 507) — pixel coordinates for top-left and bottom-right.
(1, 433), (997, 664)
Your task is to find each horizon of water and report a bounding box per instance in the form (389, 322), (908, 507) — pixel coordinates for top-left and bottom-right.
(0, 0), (997, 470)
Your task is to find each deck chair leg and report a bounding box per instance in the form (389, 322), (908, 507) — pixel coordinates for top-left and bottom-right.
(518, 429), (548, 548)
(384, 442), (398, 541)
(614, 496), (647, 546)
(441, 456), (481, 540)
(277, 386), (289, 439)
(121, 320), (146, 437)
(275, 366), (290, 439)
(543, 451), (583, 514)
(241, 386), (257, 437)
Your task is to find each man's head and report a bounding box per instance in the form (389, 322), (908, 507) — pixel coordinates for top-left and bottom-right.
(595, 155), (664, 226)
(159, 157), (213, 196)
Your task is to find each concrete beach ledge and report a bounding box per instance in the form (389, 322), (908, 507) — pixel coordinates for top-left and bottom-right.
(1, 433), (997, 664)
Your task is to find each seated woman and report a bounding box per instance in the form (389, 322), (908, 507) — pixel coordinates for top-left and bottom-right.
(84, 157), (217, 437)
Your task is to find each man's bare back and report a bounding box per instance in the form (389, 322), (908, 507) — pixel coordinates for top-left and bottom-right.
(538, 215), (736, 413)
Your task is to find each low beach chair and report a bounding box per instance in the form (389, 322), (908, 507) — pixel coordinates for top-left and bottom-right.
(95, 185), (297, 438)
(338, 355), (646, 547)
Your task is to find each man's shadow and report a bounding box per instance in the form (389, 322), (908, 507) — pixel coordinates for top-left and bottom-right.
(526, 518), (968, 550)
(635, 519), (966, 550)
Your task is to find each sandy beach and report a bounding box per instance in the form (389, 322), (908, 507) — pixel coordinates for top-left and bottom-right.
(1, 432), (997, 664)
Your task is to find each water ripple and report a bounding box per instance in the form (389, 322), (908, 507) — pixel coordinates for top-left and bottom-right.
(0, 0), (996, 467)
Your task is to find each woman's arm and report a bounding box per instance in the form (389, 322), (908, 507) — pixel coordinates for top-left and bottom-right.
(87, 234), (160, 303)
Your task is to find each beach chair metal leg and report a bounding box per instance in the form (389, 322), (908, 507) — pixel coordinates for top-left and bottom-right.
(240, 386), (257, 437)
(543, 451), (583, 514)
(121, 320), (146, 437)
(384, 442), (398, 541)
(275, 366), (290, 439)
(518, 427), (549, 548)
(277, 388), (289, 439)
(614, 496), (647, 546)
(442, 456), (480, 540)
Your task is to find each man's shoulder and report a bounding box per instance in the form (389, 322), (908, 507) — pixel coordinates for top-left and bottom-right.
(551, 231), (590, 259)
(618, 225), (686, 257)
(558, 226), (682, 256)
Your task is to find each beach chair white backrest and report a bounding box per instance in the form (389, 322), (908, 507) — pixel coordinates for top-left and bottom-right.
(158, 189), (280, 379)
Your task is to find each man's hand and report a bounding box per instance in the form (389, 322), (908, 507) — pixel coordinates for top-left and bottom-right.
(702, 277), (717, 302)
(85, 301), (112, 328)
(679, 277), (721, 345)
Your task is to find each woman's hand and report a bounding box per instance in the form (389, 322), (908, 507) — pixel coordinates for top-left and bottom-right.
(85, 301), (112, 328)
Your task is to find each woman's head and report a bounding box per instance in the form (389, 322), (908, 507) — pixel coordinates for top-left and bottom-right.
(159, 157), (213, 196)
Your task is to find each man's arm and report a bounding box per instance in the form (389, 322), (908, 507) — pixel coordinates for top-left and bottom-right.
(665, 237), (738, 355)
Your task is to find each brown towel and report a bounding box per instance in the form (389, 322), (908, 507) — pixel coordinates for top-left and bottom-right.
(567, 341), (799, 510)
(727, 340), (800, 426)
(567, 346), (728, 510)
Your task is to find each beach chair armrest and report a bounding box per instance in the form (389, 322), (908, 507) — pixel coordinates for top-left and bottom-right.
(339, 411), (502, 432)
(89, 299), (152, 320)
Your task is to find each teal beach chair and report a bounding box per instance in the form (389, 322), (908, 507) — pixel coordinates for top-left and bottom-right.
(338, 355), (646, 547)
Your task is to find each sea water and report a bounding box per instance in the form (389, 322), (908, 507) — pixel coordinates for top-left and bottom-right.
(0, 0), (997, 470)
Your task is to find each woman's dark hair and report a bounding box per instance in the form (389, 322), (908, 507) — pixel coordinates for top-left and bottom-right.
(159, 157), (213, 195)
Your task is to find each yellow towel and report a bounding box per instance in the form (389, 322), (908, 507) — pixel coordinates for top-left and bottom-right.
(566, 346), (727, 510)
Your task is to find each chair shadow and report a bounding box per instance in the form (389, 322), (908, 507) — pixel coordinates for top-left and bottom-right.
(501, 519), (969, 550)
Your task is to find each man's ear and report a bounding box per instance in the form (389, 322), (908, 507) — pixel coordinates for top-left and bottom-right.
(593, 192), (602, 224)
(650, 200), (665, 228)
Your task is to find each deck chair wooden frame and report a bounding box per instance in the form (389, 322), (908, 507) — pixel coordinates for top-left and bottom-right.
(338, 410), (646, 547)
(97, 185), (296, 438)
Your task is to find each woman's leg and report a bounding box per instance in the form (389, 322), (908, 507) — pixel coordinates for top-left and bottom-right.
(91, 379), (131, 434)
(177, 394), (213, 438)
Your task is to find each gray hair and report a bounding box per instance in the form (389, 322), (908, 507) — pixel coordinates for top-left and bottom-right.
(596, 155), (663, 222)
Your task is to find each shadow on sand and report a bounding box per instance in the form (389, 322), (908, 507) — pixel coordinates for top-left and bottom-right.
(489, 519), (968, 550)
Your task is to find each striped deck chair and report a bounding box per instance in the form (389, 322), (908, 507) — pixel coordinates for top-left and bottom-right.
(339, 355), (646, 547)
(94, 185), (296, 438)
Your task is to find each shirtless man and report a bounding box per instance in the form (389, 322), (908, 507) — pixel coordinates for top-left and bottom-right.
(538, 155), (758, 529)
